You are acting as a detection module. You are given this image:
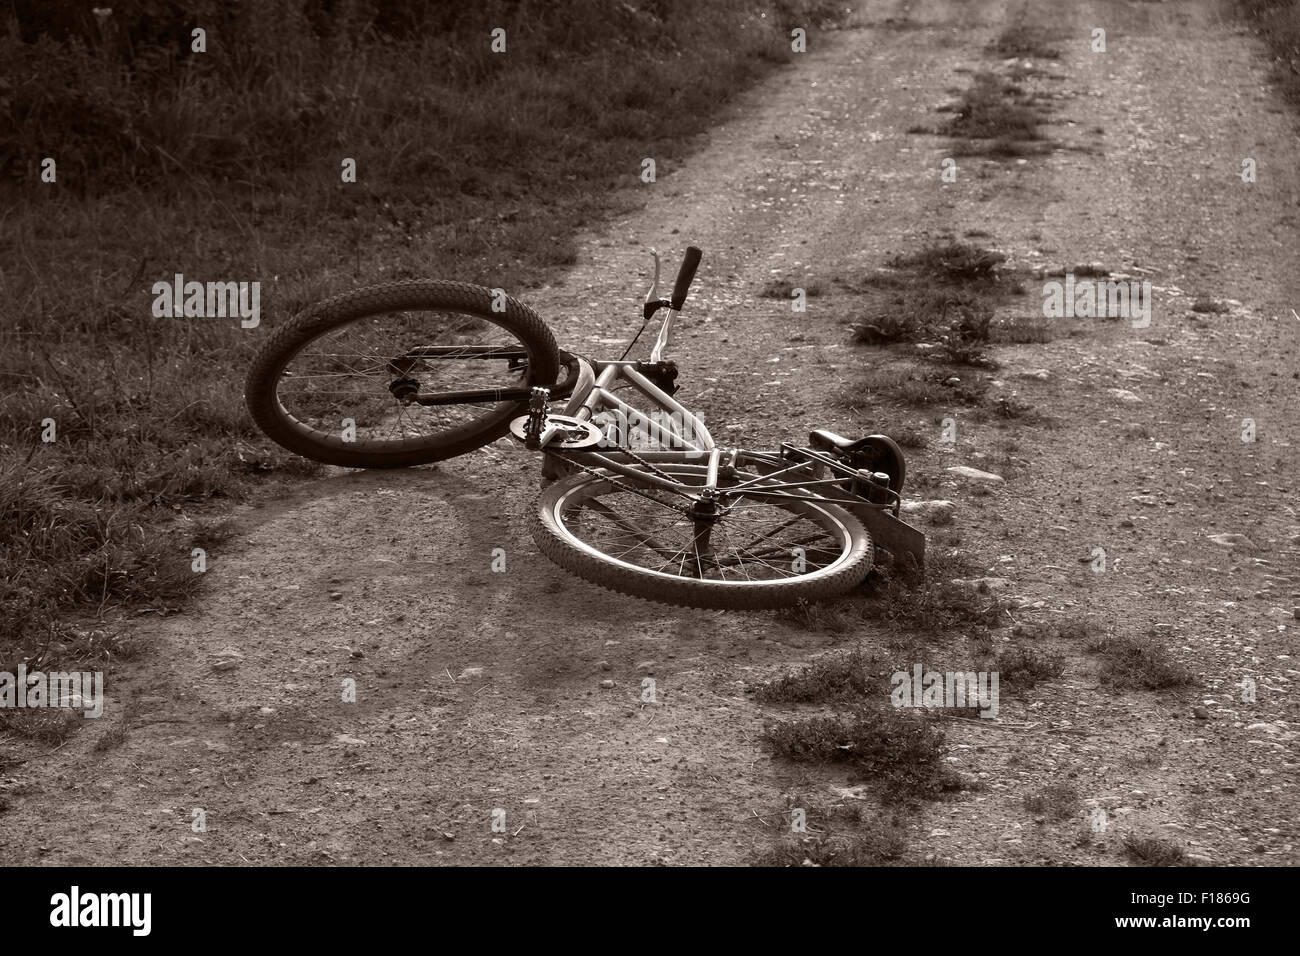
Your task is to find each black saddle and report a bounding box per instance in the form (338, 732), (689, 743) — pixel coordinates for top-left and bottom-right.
(808, 429), (906, 493)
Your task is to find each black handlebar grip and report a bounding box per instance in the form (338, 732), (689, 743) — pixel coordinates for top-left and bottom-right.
(670, 246), (702, 311)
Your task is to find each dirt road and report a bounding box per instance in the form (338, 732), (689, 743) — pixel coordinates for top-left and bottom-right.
(4, 0), (1297, 866)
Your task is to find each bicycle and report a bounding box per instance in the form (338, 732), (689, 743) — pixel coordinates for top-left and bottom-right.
(244, 246), (925, 610)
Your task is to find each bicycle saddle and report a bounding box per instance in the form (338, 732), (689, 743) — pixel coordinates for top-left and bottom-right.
(808, 430), (906, 493)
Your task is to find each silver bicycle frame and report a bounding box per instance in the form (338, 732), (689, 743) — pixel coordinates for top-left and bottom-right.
(550, 355), (721, 492)
(534, 247), (723, 492)
(522, 255), (924, 566)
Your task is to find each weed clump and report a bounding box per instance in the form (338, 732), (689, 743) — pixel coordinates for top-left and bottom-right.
(1089, 633), (1196, 691)
(752, 649), (882, 704)
(1123, 834), (1187, 867)
(995, 643), (1066, 688)
(1024, 783), (1081, 821)
(989, 23), (1061, 59)
(762, 704), (959, 802)
(752, 810), (909, 866)
(887, 242), (1008, 284)
(940, 73), (1042, 142)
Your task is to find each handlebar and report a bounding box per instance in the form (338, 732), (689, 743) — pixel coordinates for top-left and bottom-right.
(670, 246), (702, 311)
(645, 245), (701, 364)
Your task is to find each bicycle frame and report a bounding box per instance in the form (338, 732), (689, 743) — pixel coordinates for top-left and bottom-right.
(528, 352), (925, 566)
(512, 248), (926, 566)
(548, 359), (876, 501)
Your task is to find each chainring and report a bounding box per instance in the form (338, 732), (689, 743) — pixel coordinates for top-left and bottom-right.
(508, 412), (605, 449)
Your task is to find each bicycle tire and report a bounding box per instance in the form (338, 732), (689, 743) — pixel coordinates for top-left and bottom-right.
(530, 464), (874, 610)
(245, 280), (560, 468)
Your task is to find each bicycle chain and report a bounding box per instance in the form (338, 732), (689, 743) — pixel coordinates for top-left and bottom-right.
(612, 444), (680, 483)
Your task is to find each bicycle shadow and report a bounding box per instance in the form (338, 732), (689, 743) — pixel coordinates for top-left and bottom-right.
(234, 463), (486, 532)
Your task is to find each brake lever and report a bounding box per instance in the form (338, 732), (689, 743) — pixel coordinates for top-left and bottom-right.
(642, 248), (669, 320)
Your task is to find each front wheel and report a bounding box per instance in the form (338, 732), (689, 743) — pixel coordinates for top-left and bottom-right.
(244, 280), (560, 468)
(530, 464), (874, 610)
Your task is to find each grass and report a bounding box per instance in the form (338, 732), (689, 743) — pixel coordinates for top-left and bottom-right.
(761, 703), (960, 803)
(1046, 264), (1111, 278)
(909, 16), (1058, 158)
(996, 643), (1066, 688)
(972, 391), (1046, 426)
(835, 365), (988, 411)
(850, 295), (930, 344)
(847, 238), (1058, 407)
(771, 599), (855, 633)
(989, 393), (1038, 420)
(989, 22), (1060, 60)
(92, 720), (129, 753)
(886, 241), (1007, 284)
(765, 550), (1009, 636)
(1123, 834), (1187, 867)
(890, 425), (929, 449)
(1024, 783), (1081, 821)
(860, 551), (1010, 631)
(939, 72), (1043, 144)
(850, 241), (1013, 367)
(992, 313), (1053, 344)
(752, 808), (909, 866)
(0, 0), (847, 741)
(1, 468), (208, 640)
(1089, 632), (1197, 691)
(3, 2), (835, 194)
(853, 289), (995, 366)
(1190, 295), (1230, 314)
(0, 707), (81, 746)
(1012, 616), (1093, 643)
(1233, 0), (1300, 108)
(751, 648), (882, 704)
(753, 830), (905, 866)
(761, 277), (824, 298)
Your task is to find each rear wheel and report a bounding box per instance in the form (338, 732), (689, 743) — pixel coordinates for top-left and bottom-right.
(531, 464), (874, 610)
(244, 280), (560, 468)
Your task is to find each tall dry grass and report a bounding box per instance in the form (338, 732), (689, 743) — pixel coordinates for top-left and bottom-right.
(0, 0), (848, 691)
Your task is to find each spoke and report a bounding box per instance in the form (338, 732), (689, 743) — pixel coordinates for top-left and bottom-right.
(584, 500), (673, 557)
(726, 513), (804, 553)
(726, 460), (812, 490)
(713, 523), (800, 578)
(556, 469), (852, 584)
(274, 305), (530, 445)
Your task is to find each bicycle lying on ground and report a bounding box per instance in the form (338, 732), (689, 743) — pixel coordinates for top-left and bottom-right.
(244, 246), (924, 609)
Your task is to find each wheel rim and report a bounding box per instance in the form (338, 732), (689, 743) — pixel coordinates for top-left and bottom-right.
(270, 307), (540, 453)
(551, 467), (860, 586)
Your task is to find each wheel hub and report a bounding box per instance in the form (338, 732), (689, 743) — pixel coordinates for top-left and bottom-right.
(388, 377), (420, 402)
